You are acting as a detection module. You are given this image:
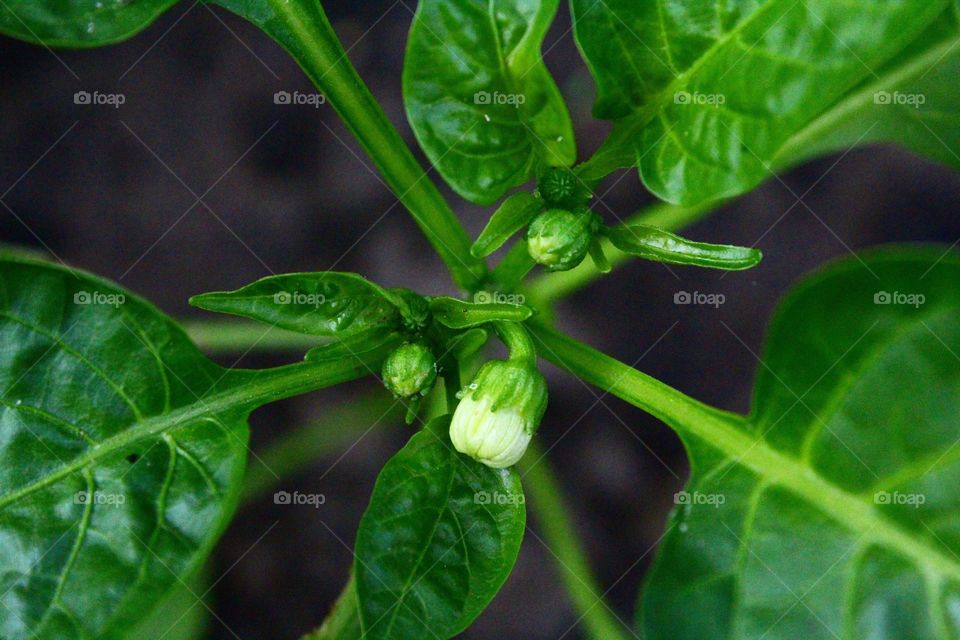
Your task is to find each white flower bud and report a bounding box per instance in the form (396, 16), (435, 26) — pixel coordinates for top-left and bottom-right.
(450, 360), (547, 468)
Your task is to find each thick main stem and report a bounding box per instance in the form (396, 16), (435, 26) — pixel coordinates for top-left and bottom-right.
(519, 443), (632, 640)
(214, 0), (486, 291)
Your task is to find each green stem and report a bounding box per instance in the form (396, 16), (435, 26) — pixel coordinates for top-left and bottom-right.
(519, 442), (632, 640)
(529, 323), (735, 435)
(301, 573), (362, 640)
(528, 325), (960, 583)
(491, 240), (536, 290)
(494, 320), (536, 364)
(525, 199), (717, 303)
(241, 390), (399, 504)
(0, 342), (399, 510)
(185, 320), (323, 354)
(213, 0), (485, 291)
(444, 365), (462, 413)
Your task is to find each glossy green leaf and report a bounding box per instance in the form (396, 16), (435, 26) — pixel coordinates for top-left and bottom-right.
(0, 258), (392, 639)
(190, 273), (401, 337)
(606, 224), (762, 270)
(0, 257), (400, 639)
(571, 0), (950, 205)
(355, 422), (525, 639)
(471, 191), (544, 258)
(305, 328), (404, 363)
(781, 9), (960, 172)
(533, 246), (960, 640)
(403, 0), (576, 205)
(429, 296), (533, 329)
(0, 0), (179, 47)
(123, 569), (209, 640)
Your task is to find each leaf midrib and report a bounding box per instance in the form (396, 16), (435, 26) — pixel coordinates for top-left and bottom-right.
(0, 358), (372, 512)
(777, 26), (960, 164)
(531, 325), (960, 585)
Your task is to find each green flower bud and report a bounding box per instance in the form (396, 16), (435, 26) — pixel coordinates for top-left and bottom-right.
(450, 359), (548, 468)
(382, 342), (437, 399)
(538, 167), (591, 209)
(526, 208), (598, 272)
(390, 288), (431, 333)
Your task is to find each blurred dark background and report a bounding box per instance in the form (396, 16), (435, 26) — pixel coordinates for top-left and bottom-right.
(2, 1), (959, 638)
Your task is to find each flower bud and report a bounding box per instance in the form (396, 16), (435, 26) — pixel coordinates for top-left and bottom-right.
(538, 167), (591, 209)
(382, 342), (437, 399)
(526, 208), (597, 272)
(390, 288), (431, 333)
(450, 360), (547, 468)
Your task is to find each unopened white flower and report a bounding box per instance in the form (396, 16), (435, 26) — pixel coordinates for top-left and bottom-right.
(450, 360), (547, 468)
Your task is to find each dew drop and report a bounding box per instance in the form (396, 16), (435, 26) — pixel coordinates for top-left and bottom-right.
(678, 522), (688, 533)
(13, 399), (21, 406)
(556, 136), (564, 142)
(483, 114), (491, 122)
(86, 21), (96, 35)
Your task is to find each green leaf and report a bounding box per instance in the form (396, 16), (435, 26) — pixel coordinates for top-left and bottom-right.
(123, 568), (209, 640)
(780, 9), (960, 173)
(190, 273), (401, 337)
(305, 328), (404, 363)
(355, 422), (525, 639)
(429, 296), (533, 329)
(403, 0), (576, 205)
(0, 258), (393, 639)
(606, 224), (762, 270)
(532, 246), (960, 640)
(571, 0), (951, 205)
(0, 0), (179, 47)
(471, 191), (544, 258)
